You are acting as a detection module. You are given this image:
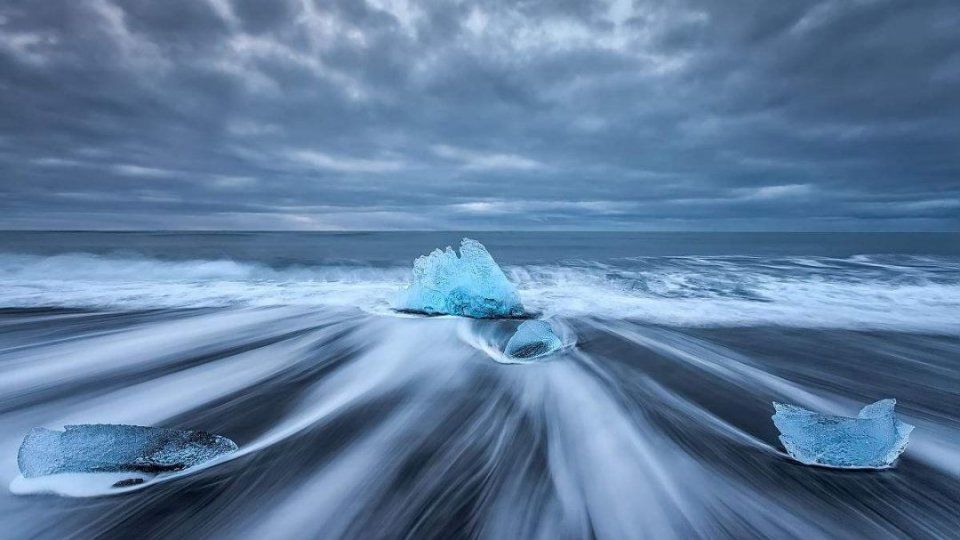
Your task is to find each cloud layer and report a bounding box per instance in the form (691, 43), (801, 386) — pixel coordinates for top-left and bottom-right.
(1, 0), (958, 230)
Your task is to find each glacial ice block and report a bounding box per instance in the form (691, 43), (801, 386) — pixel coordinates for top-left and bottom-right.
(395, 238), (523, 318)
(18, 424), (238, 478)
(505, 320), (563, 359)
(771, 399), (913, 469)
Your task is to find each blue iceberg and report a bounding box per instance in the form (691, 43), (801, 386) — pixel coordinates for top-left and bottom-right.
(18, 424), (238, 479)
(395, 238), (523, 318)
(505, 320), (563, 359)
(772, 399), (913, 469)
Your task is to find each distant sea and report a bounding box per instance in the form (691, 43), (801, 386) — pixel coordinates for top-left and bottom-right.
(0, 231), (957, 538)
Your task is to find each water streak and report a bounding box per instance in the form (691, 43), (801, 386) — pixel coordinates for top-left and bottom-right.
(1, 309), (956, 538)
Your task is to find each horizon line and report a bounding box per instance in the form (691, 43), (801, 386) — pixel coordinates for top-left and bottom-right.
(0, 229), (957, 234)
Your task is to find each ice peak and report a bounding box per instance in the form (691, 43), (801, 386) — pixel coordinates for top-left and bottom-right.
(395, 238), (523, 318)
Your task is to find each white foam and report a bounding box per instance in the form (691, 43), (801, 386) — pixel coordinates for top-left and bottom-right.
(0, 253), (403, 311)
(518, 269), (960, 333)
(457, 318), (578, 364)
(0, 252), (958, 332)
(10, 472), (153, 497)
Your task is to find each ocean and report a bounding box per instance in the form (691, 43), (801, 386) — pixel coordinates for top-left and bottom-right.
(0, 231), (957, 538)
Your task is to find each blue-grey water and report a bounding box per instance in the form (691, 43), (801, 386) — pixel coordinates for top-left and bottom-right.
(0, 232), (957, 539)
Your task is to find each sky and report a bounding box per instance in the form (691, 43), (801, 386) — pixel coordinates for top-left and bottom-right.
(0, 0), (958, 231)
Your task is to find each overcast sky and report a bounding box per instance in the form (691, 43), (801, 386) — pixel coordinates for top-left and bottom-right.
(0, 0), (958, 230)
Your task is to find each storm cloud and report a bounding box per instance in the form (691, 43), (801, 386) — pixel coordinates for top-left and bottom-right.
(1, 0), (958, 230)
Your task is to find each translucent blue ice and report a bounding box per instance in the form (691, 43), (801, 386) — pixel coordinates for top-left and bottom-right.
(771, 399), (913, 469)
(395, 238), (523, 318)
(505, 320), (563, 359)
(18, 424), (238, 478)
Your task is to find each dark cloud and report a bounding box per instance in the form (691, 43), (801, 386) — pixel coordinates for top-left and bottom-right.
(0, 0), (957, 230)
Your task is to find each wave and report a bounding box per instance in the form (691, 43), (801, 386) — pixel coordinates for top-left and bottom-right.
(0, 252), (958, 332)
(2, 296), (956, 536)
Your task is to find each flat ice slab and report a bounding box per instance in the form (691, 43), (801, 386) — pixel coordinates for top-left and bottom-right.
(395, 238), (523, 318)
(18, 424), (238, 479)
(772, 399), (913, 469)
(505, 320), (563, 359)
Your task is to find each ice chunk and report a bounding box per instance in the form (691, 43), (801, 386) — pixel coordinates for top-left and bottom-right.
(395, 238), (523, 318)
(18, 424), (238, 478)
(505, 320), (563, 359)
(771, 399), (913, 469)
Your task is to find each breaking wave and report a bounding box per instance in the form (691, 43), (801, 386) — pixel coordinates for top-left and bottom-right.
(0, 252), (958, 332)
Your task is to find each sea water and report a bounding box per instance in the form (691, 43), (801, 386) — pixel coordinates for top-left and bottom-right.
(0, 231), (957, 538)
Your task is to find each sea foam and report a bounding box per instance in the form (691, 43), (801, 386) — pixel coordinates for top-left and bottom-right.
(0, 253), (957, 332)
